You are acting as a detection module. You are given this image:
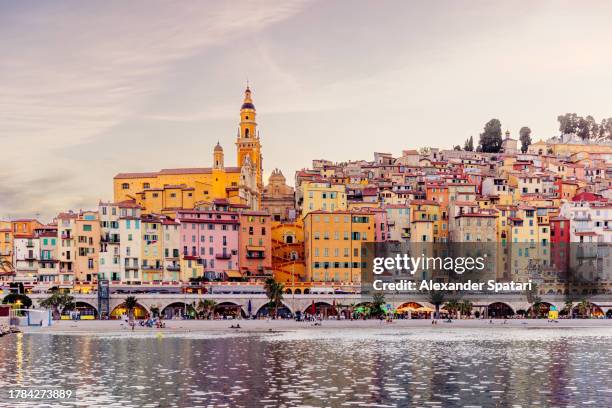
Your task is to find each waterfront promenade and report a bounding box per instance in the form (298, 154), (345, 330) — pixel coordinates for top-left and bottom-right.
(21, 317), (612, 335)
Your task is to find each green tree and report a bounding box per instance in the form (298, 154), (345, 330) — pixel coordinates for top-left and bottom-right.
(2, 293), (32, 308)
(371, 293), (386, 317)
(428, 291), (445, 319)
(196, 299), (217, 319)
(124, 296), (139, 320)
(39, 291), (75, 320)
(478, 119), (503, 153)
(519, 126), (532, 153)
(264, 278), (285, 318)
(444, 299), (460, 318)
(525, 282), (542, 318)
(453, 145), (461, 151)
(576, 298), (591, 318)
(458, 299), (473, 319)
(463, 135), (474, 151)
(562, 299), (574, 318)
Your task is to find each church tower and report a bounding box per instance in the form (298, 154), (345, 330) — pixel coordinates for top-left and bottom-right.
(213, 142), (224, 169)
(236, 85), (263, 191)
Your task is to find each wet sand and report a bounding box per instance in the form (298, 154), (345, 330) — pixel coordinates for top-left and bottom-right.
(20, 318), (612, 335)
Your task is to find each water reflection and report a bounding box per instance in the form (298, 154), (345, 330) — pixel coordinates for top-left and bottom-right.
(0, 329), (611, 407)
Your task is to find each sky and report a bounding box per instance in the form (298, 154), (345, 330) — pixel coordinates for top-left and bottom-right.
(2, 0), (612, 221)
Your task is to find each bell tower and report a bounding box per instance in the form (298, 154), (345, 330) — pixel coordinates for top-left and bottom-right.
(236, 84), (263, 191)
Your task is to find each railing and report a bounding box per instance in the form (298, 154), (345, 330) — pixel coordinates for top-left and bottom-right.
(166, 265), (180, 271)
(215, 253), (231, 260)
(142, 265), (162, 270)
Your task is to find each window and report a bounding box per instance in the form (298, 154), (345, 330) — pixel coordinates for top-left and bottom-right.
(143, 183), (150, 189)
(83, 225), (92, 232)
(122, 183), (129, 190)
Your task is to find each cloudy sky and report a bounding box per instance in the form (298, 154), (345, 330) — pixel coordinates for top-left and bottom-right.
(2, 0), (612, 221)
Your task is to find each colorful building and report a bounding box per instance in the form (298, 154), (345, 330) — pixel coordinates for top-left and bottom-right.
(176, 209), (240, 281)
(238, 211), (272, 279)
(113, 87), (262, 213)
(304, 209), (386, 283)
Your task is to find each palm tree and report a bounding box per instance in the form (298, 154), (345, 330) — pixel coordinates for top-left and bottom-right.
(196, 299), (217, 319)
(525, 282), (542, 318)
(264, 278), (285, 318)
(444, 299), (460, 319)
(562, 299), (574, 318)
(371, 293), (386, 317)
(124, 296), (139, 320)
(458, 299), (473, 319)
(39, 291), (75, 320)
(428, 290), (445, 319)
(577, 298), (591, 318)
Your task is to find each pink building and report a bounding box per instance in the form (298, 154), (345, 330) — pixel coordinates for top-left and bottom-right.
(176, 210), (239, 280)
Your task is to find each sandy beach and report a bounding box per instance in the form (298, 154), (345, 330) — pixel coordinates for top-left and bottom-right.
(17, 318), (612, 335)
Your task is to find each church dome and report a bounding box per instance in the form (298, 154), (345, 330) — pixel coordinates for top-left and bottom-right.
(214, 142), (223, 152)
(241, 102), (255, 110)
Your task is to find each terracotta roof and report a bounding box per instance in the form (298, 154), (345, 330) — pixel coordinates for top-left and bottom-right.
(115, 166), (241, 179)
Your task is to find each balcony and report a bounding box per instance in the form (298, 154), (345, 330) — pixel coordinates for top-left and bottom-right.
(26, 242), (35, 248)
(215, 253), (232, 260)
(166, 265), (180, 271)
(61, 233), (72, 240)
(142, 265), (162, 270)
(574, 214), (591, 221)
(125, 265), (139, 271)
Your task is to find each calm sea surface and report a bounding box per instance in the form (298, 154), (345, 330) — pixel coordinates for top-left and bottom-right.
(1, 328), (611, 407)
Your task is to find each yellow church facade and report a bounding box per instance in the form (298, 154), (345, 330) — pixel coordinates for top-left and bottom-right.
(113, 86), (263, 215)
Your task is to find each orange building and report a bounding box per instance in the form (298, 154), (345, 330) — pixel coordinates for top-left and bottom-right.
(11, 219), (43, 238)
(238, 211), (272, 279)
(304, 209), (385, 283)
(271, 220), (305, 287)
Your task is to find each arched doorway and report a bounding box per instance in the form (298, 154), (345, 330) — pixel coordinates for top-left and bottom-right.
(294, 288), (302, 295)
(214, 302), (246, 319)
(396, 302), (423, 319)
(527, 302), (553, 318)
(161, 302), (193, 320)
(285, 288), (292, 294)
(256, 303), (293, 319)
(62, 301), (98, 320)
(110, 302), (148, 320)
(303, 301), (336, 317)
(487, 302), (514, 318)
(572, 302), (604, 318)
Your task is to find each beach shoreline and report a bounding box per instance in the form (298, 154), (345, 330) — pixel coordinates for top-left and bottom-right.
(17, 318), (612, 335)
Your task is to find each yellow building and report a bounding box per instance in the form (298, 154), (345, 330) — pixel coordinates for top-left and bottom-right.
(508, 206), (551, 281)
(0, 221), (12, 273)
(303, 210), (378, 283)
(409, 200), (445, 242)
(528, 140), (612, 156)
(141, 214), (163, 282)
(298, 181), (347, 217)
(74, 211), (100, 283)
(114, 86), (262, 214)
